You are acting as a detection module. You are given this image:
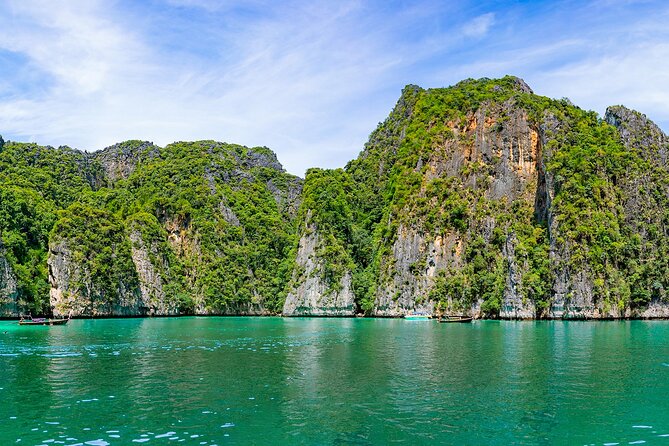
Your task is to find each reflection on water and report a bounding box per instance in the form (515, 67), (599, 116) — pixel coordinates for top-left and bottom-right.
(2, 318), (669, 445)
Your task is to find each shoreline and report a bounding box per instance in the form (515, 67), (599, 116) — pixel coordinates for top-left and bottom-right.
(3, 314), (669, 321)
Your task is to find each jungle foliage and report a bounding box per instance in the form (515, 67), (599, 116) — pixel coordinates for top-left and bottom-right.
(2, 76), (669, 317)
(297, 76), (669, 316)
(0, 139), (299, 314)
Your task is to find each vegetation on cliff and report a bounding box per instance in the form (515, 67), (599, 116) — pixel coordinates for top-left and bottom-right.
(293, 76), (669, 317)
(1, 75), (669, 318)
(0, 139), (300, 315)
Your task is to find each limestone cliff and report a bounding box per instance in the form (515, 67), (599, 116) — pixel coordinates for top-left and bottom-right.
(290, 76), (669, 319)
(0, 238), (18, 317)
(127, 225), (180, 316)
(93, 140), (161, 184)
(44, 141), (300, 316)
(283, 217), (356, 316)
(606, 105), (669, 318)
(48, 213), (180, 317)
(370, 97), (545, 317)
(48, 238), (142, 317)
(5, 76), (669, 319)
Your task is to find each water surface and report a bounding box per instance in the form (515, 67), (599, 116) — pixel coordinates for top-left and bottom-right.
(1, 318), (669, 445)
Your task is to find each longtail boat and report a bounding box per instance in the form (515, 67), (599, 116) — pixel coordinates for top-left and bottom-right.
(19, 314), (70, 326)
(438, 316), (473, 323)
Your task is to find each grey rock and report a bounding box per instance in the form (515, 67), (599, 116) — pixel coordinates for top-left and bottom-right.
(373, 226), (457, 317)
(48, 239), (142, 317)
(128, 229), (180, 316)
(500, 233), (536, 319)
(606, 105), (668, 164)
(93, 140), (161, 183)
(0, 238), (18, 317)
(219, 203), (241, 226)
(196, 301), (271, 316)
(244, 147), (285, 171)
(373, 101), (544, 317)
(283, 220), (356, 316)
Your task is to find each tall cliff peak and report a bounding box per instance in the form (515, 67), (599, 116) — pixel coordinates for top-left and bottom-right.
(289, 75), (669, 319)
(93, 140), (161, 183)
(240, 145), (287, 173)
(97, 140), (159, 156)
(505, 76), (534, 94)
(605, 105), (668, 163)
(452, 75), (534, 95)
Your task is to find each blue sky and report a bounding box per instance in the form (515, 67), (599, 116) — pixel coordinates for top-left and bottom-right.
(1, 0), (668, 175)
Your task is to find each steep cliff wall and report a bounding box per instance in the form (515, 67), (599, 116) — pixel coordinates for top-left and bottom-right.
(4, 76), (669, 319)
(283, 218), (356, 316)
(0, 141), (98, 315)
(127, 215), (182, 316)
(45, 141), (301, 316)
(290, 76), (669, 319)
(48, 205), (142, 317)
(370, 96), (546, 318)
(0, 238), (18, 317)
(282, 168), (358, 316)
(605, 105), (669, 318)
(48, 240), (145, 317)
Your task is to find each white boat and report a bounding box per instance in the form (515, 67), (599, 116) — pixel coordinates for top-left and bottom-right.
(403, 312), (432, 320)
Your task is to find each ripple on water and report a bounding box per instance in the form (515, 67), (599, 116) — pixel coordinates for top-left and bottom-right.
(155, 431), (176, 438)
(42, 352), (83, 358)
(5, 319), (669, 445)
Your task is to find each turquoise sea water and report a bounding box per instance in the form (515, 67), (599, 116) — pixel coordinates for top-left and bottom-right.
(1, 318), (669, 445)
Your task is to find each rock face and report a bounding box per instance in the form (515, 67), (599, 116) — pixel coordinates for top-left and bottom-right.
(48, 239), (142, 317)
(541, 104), (669, 320)
(48, 217), (181, 317)
(128, 228), (179, 316)
(93, 140), (161, 183)
(605, 105), (668, 165)
(5, 76), (669, 319)
(604, 105), (669, 318)
(500, 233), (537, 319)
(368, 91), (548, 318)
(42, 141), (301, 317)
(0, 238), (18, 317)
(283, 221), (356, 316)
(373, 227), (454, 317)
(289, 76), (669, 318)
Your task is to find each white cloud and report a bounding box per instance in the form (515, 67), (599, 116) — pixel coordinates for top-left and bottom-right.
(532, 42), (669, 127)
(0, 1), (149, 94)
(0, 0), (423, 175)
(1, 0), (668, 177)
(426, 5), (669, 131)
(461, 13), (495, 38)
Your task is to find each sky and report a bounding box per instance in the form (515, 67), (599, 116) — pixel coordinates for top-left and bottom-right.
(1, 0), (668, 176)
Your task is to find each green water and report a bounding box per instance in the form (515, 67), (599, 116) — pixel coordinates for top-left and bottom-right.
(1, 318), (669, 445)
